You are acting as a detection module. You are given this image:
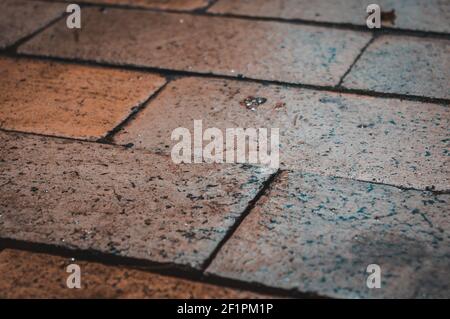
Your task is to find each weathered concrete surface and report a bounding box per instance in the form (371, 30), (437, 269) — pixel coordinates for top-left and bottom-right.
(115, 77), (450, 191)
(19, 7), (371, 86)
(0, 249), (267, 298)
(0, 131), (274, 269)
(41, 0), (210, 10)
(210, 0), (450, 34)
(0, 0), (64, 49)
(206, 171), (450, 298)
(0, 57), (166, 140)
(343, 36), (450, 100)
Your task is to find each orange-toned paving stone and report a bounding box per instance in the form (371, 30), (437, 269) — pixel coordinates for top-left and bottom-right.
(0, 249), (269, 298)
(0, 57), (166, 140)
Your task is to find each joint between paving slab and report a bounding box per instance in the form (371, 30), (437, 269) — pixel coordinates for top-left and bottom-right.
(1, 11), (67, 55)
(200, 0), (221, 13)
(21, 0), (450, 40)
(8, 51), (450, 106)
(352, 177), (450, 195)
(201, 169), (283, 272)
(98, 79), (172, 144)
(337, 33), (377, 88)
(204, 12), (450, 40)
(0, 237), (324, 298)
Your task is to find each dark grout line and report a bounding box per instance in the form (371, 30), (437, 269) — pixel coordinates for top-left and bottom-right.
(201, 0), (221, 13)
(2, 11), (67, 54)
(98, 80), (172, 144)
(337, 34), (377, 87)
(0, 127), (100, 144)
(34, 0), (212, 15)
(4, 51), (449, 106)
(204, 12), (450, 40)
(201, 169), (282, 271)
(0, 237), (324, 299)
(352, 178), (450, 195)
(25, 0), (450, 40)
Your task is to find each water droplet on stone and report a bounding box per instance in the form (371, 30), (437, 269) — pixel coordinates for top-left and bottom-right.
(240, 96), (267, 110)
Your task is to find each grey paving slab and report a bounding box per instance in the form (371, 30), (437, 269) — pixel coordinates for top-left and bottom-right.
(114, 77), (450, 191)
(210, 0), (450, 34)
(342, 36), (450, 100)
(19, 7), (371, 86)
(206, 171), (450, 298)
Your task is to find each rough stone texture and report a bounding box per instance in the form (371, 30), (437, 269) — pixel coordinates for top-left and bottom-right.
(0, 57), (166, 140)
(209, 0), (450, 34)
(38, 0), (209, 10)
(342, 36), (450, 100)
(0, 0), (64, 49)
(114, 77), (450, 191)
(0, 249), (267, 298)
(206, 171), (450, 299)
(0, 131), (274, 269)
(19, 7), (371, 87)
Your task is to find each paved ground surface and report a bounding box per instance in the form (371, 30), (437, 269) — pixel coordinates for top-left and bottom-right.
(0, 0), (449, 298)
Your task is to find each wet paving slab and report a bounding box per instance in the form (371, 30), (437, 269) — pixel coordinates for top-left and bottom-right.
(18, 7), (371, 87)
(0, 249), (269, 298)
(114, 77), (450, 191)
(342, 36), (450, 100)
(206, 170), (450, 298)
(210, 0), (450, 34)
(0, 0), (65, 49)
(34, 0), (210, 11)
(0, 57), (166, 140)
(0, 131), (275, 270)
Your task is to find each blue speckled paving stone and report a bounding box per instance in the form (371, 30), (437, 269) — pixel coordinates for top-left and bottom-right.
(206, 170), (450, 298)
(342, 36), (450, 99)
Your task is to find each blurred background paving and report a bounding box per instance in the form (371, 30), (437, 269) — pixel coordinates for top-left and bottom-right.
(0, 0), (449, 298)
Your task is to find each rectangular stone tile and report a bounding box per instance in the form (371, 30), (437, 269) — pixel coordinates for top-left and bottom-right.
(206, 171), (450, 298)
(0, 0), (65, 49)
(209, 0), (450, 34)
(19, 7), (371, 86)
(35, 0), (209, 10)
(0, 249), (267, 298)
(342, 36), (450, 100)
(114, 77), (450, 191)
(0, 131), (274, 269)
(0, 57), (166, 140)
